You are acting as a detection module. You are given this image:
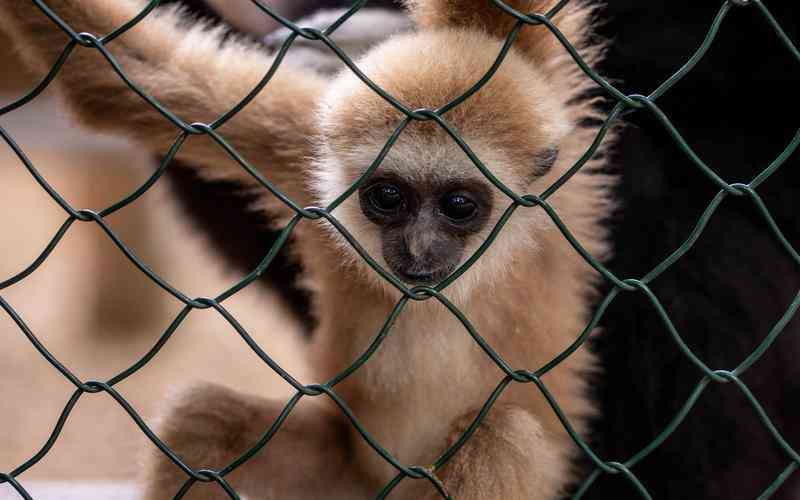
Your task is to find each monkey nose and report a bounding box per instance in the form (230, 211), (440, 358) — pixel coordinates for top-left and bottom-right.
(405, 231), (436, 259)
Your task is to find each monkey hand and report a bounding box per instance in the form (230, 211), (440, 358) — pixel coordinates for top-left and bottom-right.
(418, 404), (568, 500)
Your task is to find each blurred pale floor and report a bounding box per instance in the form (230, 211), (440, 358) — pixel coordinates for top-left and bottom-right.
(0, 34), (308, 484)
(0, 481), (138, 499)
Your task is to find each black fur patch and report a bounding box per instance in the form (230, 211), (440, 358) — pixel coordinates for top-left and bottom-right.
(587, 2), (800, 499)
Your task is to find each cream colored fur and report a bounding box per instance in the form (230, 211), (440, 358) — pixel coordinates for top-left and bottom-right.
(0, 0), (615, 498)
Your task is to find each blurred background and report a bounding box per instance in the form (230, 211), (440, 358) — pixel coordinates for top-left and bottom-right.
(0, 0), (324, 493)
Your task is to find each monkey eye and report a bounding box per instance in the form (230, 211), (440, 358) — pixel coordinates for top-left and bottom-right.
(368, 184), (405, 214)
(441, 192), (477, 221)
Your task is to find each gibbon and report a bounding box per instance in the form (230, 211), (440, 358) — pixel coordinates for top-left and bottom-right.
(0, 0), (615, 498)
(89, 2), (800, 498)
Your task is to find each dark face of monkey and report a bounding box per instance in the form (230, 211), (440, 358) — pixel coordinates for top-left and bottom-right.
(359, 175), (493, 284)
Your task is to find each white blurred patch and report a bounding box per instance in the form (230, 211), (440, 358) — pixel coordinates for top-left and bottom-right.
(0, 481), (252, 500)
(263, 8), (412, 75)
(0, 481), (138, 500)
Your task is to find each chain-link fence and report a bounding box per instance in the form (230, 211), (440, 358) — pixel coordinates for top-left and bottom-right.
(1, 0), (799, 498)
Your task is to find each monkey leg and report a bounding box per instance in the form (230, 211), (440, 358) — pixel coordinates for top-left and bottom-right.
(419, 404), (571, 500)
(142, 383), (371, 500)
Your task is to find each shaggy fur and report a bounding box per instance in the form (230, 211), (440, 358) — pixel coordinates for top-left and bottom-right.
(0, 0), (616, 498)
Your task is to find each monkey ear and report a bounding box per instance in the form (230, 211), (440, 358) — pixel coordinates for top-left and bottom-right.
(405, 0), (596, 68)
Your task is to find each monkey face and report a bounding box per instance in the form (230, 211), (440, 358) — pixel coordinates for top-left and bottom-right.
(358, 175), (493, 284)
(313, 29), (578, 294)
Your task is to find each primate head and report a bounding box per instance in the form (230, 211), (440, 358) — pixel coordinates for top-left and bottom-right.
(311, 2), (597, 294)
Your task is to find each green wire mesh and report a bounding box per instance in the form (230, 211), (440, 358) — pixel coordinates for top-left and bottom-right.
(1, 0), (799, 498)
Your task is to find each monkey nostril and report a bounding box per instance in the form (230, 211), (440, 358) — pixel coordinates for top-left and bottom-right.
(388, 237), (460, 285)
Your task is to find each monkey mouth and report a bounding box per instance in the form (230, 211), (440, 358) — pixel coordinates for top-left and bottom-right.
(394, 267), (453, 285)
(397, 270), (437, 285)
(385, 253), (460, 286)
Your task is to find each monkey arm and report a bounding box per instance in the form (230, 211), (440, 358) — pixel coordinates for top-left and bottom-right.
(406, 0), (592, 67)
(407, 0), (563, 35)
(407, 0), (542, 30)
(143, 384), (373, 500)
(0, 0), (325, 212)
